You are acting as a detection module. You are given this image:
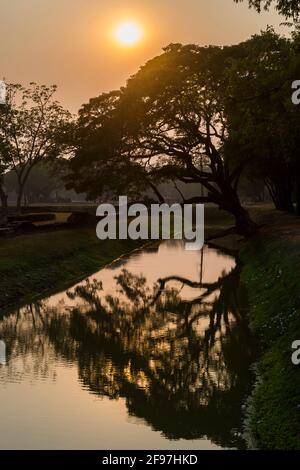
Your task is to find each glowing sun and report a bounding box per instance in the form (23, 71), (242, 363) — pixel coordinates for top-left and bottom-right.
(115, 21), (142, 47)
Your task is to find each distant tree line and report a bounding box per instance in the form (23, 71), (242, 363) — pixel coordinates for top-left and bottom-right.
(4, 161), (76, 205)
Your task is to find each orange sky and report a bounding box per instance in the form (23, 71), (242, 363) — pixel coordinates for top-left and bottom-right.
(0, 0), (285, 112)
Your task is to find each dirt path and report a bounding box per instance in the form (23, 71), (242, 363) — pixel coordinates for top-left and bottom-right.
(249, 203), (300, 241)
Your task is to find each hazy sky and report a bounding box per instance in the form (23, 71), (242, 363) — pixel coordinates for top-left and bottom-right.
(0, 0), (285, 112)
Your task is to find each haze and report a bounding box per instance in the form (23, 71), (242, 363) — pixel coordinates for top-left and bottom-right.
(0, 0), (284, 112)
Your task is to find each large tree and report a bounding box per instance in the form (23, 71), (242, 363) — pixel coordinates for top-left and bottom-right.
(69, 44), (259, 237)
(0, 83), (73, 214)
(224, 28), (300, 213)
(0, 142), (10, 223)
(0, 101), (11, 223)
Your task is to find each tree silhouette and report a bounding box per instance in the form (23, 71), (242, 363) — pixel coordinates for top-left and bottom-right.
(234, 0), (300, 18)
(0, 83), (73, 214)
(0, 246), (257, 448)
(68, 45), (258, 237)
(56, 266), (255, 446)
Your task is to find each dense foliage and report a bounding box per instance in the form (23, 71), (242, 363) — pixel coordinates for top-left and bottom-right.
(234, 0), (300, 18)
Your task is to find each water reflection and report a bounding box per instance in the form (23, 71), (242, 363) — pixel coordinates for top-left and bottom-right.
(0, 242), (256, 449)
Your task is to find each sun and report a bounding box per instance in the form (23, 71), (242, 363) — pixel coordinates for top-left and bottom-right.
(115, 21), (142, 47)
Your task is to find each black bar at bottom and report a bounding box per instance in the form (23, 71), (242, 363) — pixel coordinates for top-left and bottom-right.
(0, 450), (299, 466)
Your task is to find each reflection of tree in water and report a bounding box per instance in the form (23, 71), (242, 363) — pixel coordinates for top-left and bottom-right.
(0, 302), (56, 381)
(43, 259), (256, 449)
(0, 249), (256, 448)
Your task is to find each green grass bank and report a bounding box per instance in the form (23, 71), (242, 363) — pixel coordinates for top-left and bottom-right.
(0, 228), (144, 312)
(0, 205), (233, 313)
(240, 208), (300, 449)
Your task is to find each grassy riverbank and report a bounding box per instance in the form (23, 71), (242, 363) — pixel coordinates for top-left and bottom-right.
(240, 207), (300, 449)
(0, 205), (233, 313)
(0, 228), (144, 312)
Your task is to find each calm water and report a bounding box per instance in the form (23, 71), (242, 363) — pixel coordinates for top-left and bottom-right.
(0, 241), (256, 450)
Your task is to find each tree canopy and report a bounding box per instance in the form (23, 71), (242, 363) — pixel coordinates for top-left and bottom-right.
(234, 0), (300, 18)
(0, 83), (73, 214)
(68, 43), (259, 236)
(223, 28), (300, 213)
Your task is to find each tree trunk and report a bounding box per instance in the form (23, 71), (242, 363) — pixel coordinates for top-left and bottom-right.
(266, 174), (294, 213)
(184, 183), (258, 237)
(16, 164), (34, 214)
(233, 205), (258, 237)
(277, 179), (294, 213)
(0, 183), (8, 225)
(16, 179), (27, 214)
(220, 187), (258, 238)
(295, 173), (300, 216)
